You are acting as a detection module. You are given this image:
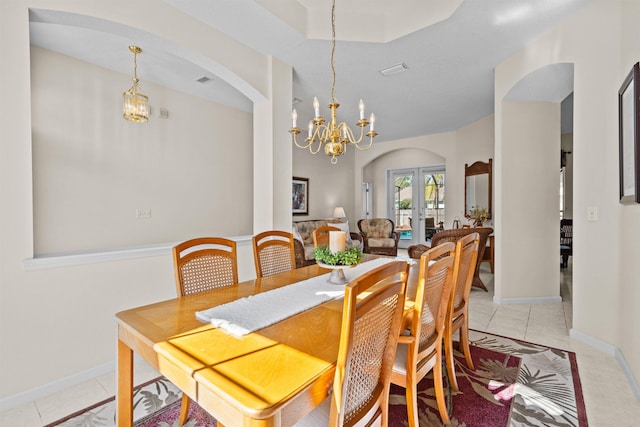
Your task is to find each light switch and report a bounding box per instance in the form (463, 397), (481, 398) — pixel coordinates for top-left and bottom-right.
(587, 206), (598, 221)
(136, 208), (151, 219)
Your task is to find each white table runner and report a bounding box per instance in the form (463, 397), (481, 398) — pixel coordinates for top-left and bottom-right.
(196, 258), (400, 337)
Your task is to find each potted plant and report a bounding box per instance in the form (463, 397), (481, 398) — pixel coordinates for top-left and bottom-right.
(313, 245), (363, 266)
(313, 246), (363, 284)
(465, 206), (490, 227)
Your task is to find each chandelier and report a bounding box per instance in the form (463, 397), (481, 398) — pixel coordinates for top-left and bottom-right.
(289, 0), (377, 164)
(123, 45), (149, 123)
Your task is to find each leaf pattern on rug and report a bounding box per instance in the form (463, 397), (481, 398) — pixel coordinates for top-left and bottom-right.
(49, 332), (585, 427)
(469, 332), (583, 427)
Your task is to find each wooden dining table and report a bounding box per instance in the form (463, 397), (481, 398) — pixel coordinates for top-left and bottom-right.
(115, 254), (419, 427)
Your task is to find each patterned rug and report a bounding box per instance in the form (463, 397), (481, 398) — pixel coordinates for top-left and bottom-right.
(46, 331), (587, 427)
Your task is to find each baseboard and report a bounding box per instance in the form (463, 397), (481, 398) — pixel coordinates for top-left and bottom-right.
(0, 360), (115, 412)
(493, 295), (562, 305)
(570, 328), (640, 403)
(615, 348), (640, 402)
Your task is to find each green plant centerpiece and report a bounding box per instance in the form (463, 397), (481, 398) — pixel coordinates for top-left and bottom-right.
(313, 245), (363, 266)
(313, 246), (363, 284)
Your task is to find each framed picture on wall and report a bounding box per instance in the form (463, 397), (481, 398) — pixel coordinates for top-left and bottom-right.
(292, 177), (309, 215)
(619, 62), (640, 204)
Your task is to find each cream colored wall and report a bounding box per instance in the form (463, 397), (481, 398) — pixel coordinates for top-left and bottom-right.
(31, 46), (253, 254)
(501, 100), (561, 299)
(0, 0), (292, 403)
(618, 0), (640, 394)
(495, 0), (640, 386)
(292, 142), (356, 229)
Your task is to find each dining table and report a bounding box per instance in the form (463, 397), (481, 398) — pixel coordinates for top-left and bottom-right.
(115, 254), (419, 427)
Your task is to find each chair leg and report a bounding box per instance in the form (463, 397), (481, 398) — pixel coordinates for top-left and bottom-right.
(178, 394), (190, 426)
(459, 320), (474, 371)
(444, 329), (459, 392)
(433, 357), (451, 425)
(405, 375), (419, 427)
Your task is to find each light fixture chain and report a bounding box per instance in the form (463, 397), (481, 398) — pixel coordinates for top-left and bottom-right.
(330, 0), (336, 103)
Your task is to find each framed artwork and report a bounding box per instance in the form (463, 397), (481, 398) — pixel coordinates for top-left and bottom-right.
(619, 62), (640, 204)
(292, 177), (309, 215)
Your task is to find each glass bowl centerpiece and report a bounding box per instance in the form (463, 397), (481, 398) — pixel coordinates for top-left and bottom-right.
(314, 246), (363, 285)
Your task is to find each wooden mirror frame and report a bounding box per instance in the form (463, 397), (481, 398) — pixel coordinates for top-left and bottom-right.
(464, 158), (492, 218)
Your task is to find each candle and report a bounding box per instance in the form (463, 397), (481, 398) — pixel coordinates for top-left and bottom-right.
(313, 96), (320, 118)
(329, 231), (346, 253)
(370, 113), (375, 131)
(291, 109), (297, 128)
(308, 120), (313, 137)
(359, 99), (365, 120)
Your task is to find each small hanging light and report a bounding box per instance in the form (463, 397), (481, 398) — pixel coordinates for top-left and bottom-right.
(122, 45), (149, 123)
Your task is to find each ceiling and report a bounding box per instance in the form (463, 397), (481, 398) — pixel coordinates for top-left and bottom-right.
(29, 0), (587, 142)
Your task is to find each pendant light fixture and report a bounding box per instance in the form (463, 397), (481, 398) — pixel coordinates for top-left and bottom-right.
(122, 45), (149, 123)
(289, 0), (377, 164)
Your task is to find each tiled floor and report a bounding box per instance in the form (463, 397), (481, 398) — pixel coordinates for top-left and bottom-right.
(2, 259), (639, 426)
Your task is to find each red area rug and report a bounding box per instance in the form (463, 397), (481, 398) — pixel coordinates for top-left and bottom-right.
(46, 331), (587, 427)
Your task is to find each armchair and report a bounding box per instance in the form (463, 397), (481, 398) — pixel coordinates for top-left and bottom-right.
(407, 227), (493, 291)
(357, 218), (400, 256)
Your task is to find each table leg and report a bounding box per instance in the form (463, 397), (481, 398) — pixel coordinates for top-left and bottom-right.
(117, 338), (134, 427)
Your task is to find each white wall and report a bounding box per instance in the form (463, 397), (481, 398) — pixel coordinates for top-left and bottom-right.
(500, 100), (561, 300)
(494, 0), (640, 385)
(31, 46), (253, 254)
(0, 0), (292, 404)
(292, 141), (356, 229)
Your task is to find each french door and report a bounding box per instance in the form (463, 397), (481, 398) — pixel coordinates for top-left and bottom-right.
(388, 167), (445, 249)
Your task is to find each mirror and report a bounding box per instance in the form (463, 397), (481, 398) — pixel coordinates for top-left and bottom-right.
(465, 159), (492, 218)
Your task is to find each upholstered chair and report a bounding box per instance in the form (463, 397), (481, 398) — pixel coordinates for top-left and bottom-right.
(357, 218), (400, 256)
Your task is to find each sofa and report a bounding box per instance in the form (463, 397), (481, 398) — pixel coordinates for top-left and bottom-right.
(292, 219), (363, 268)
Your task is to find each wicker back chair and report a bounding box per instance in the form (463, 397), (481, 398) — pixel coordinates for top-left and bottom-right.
(296, 261), (409, 426)
(391, 242), (456, 426)
(252, 230), (297, 278)
(312, 225), (340, 248)
(173, 237), (238, 296)
(407, 226), (492, 291)
(444, 232), (479, 392)
(357, 218), (400, 256)
(172, 236), (238, 424)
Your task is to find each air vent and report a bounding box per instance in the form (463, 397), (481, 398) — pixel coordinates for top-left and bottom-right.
(196, 76), (212, 83)
(378, 62), (409, 76)
(292, 97), (303, 105)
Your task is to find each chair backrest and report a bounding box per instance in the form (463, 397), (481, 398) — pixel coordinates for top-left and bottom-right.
(330, 261), (409, 426)
(560, 219), (573, 248)
(312, 225), (340, 248)
(449, 233), (479, 317)
(357, 218), (395, 238)
(432, 227), (491, 272)
(252, 230), (296, 278)
(411, 242), (456, 354)
(172, 237), (238, 296)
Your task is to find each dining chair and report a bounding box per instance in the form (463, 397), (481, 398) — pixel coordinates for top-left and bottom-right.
(252, 230), (297, 278)
(172, 236), (238, 425)
(295, 260), (410, 427)
(444, 232), (479, 392)
(312, 225), (340, 248)
(390, 242), (456, 426)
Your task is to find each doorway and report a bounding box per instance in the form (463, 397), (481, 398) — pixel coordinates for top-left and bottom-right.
(388, 166), (445, 249)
